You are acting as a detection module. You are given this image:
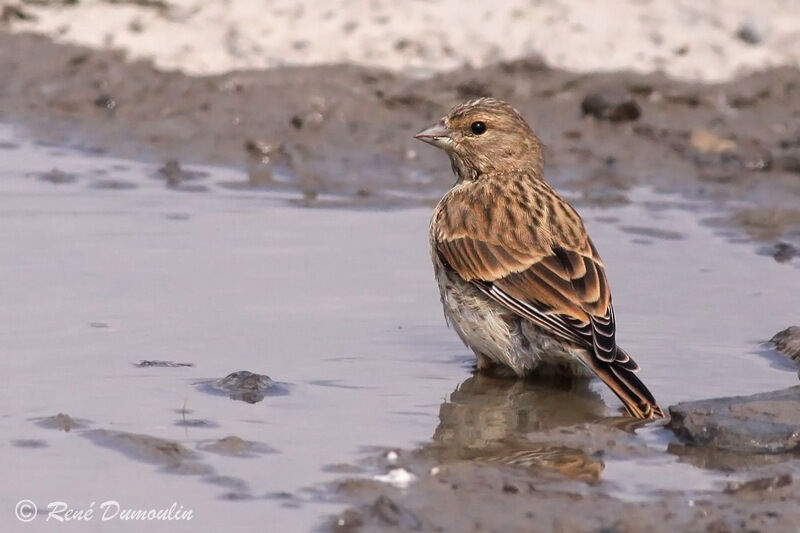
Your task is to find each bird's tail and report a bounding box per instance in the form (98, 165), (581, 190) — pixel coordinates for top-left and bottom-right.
(584, 348), (664, 420)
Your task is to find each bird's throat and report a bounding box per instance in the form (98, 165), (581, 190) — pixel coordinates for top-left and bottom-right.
(449, 153), (479, 184)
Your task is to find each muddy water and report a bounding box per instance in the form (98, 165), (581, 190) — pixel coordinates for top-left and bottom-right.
(0, 123), (797, 532)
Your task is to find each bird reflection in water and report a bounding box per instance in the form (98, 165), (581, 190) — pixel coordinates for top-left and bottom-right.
(428, 373), (640, 484)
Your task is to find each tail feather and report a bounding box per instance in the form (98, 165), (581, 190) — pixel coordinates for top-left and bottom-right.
(613, 346), (640, 372)
(580, 351), (663, 419)
(609, 364), (664, 419)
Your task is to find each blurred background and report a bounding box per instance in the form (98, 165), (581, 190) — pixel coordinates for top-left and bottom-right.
(5, 0), (800, 78)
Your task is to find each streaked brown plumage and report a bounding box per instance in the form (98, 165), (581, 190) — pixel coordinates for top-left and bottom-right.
(415, 97), (663, 419)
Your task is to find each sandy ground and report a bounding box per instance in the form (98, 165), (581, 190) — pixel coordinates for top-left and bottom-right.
(4, 0), (800, 81)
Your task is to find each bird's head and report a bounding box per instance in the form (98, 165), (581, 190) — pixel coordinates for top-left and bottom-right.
(414, 98), (544, 181)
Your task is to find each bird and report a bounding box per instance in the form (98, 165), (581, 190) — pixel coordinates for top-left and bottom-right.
(414, 97), (663, 419)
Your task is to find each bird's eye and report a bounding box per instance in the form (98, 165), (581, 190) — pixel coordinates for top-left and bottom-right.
(470, 121), (487, 135)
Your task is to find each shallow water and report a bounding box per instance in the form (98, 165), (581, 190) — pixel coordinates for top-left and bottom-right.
(0, 123), (797, 531)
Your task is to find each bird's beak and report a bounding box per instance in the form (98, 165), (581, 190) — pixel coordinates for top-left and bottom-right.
(414, 121), (453, 150)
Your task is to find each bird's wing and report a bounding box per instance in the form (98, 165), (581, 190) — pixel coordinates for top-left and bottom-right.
(436, 231), (634, 369)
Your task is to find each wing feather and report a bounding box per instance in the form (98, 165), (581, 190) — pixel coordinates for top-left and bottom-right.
(434, 189), (622, 366)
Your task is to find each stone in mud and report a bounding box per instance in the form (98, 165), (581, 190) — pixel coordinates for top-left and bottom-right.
(667, 386), (800, 453)
(34, 413), (89, 432)
(93, 95), (117, 111)
(770, 327), (800, 365)
(203, 370), (283, 403)
(369, 495), (422, 531)
(736, 21), (764, 45)
(581, 89), (641, 122)
(244, 138), (277, 163)
(197, 435), (276, 457)
(154, 159), (209, 187)
(244, 139), (277, 185)
(771, 242), (798, 263)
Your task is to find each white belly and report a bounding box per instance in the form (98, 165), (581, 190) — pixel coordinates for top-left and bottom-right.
(434, 258), (591, 378)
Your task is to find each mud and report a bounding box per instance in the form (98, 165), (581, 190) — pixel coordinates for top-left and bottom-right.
(83, 429), (207, 471)
(33, 413), (89, 432)
(197, 436), (276, 458)
(668, 386), (800, 453)
(0, 32), (799, 243)
(770, 326), (800, 365)
(331, 447), (800, 533)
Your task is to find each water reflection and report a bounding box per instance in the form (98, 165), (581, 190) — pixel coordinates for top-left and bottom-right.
(426, 374), (616, 483)
(667, 442), (793, 472)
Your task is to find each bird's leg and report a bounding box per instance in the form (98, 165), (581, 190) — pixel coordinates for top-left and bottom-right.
(476, 352), (496, 373)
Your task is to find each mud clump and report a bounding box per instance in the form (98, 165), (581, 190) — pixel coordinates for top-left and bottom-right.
(199, 370), (286, 403)
(83, 429), (212, 475)
(34, 168), (77, 184)
(667, 386), (800, 453)
(154, 159), (209, 188)
(197, 435), (276, 457)
(34, 413), (89, 432)
(581, 88), (641, 122)
(134, 359), (194, 368)
(770, 326), (800, 366)
(367, 495), (422, 530)
(771, 242), (798, 263)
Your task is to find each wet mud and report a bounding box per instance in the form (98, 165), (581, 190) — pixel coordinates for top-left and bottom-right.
(331, 461), (800, 533)
(0, 32), (799, 243)
(770, 326), (800, 366)
(668, 386), (800, 453)
(330, 380), (800, 533)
